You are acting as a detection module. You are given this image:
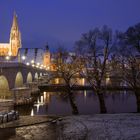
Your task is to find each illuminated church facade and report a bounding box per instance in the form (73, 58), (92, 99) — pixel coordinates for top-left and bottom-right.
(0, 12), (21, 57)
(0, 12), (56, 71)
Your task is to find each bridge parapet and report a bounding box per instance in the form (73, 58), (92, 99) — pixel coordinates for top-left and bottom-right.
(0, 62), (49, 98)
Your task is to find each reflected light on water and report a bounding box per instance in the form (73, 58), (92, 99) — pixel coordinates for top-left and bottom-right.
(43, 92), (47, 100)
(84, 90), (87, 98)
(36, 104), (40, 113)
(84, 90), (87, 103)
(82, 78), (85, 86)
(34, 92), (50, 113)
(41, 96), (44, 103)
(31, 108), (34, 116)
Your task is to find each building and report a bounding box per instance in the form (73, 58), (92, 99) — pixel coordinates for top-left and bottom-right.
(0, 12), (55, 71)
(0, 12), (21, 57)
(43, 45), (51, 70)
(43, 45), (56, 71)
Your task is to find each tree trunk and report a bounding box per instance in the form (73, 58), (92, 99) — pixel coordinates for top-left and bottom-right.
(97, 91), (107, 113)
(68, 91), (79, 115)
(134, 90), (140, 113)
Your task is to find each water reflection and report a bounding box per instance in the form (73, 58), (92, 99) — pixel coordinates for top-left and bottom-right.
(31, 108), (34, 116)
(16, 90), (137, 115)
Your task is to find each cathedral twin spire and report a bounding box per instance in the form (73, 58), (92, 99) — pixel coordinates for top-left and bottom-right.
(12, 12), (19, 30)
(9, 11), (21, 56)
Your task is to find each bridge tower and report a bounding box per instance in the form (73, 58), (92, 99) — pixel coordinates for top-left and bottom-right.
(43, 45), (51, 70)
(9, 12), (21, 56)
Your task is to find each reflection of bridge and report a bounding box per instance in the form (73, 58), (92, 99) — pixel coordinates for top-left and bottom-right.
(0, 62), (48, 98)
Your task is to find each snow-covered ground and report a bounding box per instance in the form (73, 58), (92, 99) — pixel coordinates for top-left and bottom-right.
(1, 114), (140, 140)
(62, 114), (140, 140)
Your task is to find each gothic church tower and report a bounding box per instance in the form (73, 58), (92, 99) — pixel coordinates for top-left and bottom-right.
(9, 12), (21, 56)
(43, 45), (51, 70)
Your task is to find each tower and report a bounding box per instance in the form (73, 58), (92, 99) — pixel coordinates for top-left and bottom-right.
(9, 12), (21, 56)
(43, 44), (51, 70)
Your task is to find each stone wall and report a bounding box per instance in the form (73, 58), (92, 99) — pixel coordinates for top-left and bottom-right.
(0, 99), (14, 113)
(12, 87), (32, 105)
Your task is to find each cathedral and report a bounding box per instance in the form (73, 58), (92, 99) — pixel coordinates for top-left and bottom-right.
(0, 12), (21, 57)
(0, 12), (55, 71)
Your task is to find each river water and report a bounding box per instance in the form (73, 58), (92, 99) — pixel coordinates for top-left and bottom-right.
(15, 90), (137, 116)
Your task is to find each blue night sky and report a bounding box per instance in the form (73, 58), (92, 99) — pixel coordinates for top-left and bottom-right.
(0, 0), (140, 50)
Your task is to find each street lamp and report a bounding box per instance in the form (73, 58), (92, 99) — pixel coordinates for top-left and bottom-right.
(31, 60), (34, 64)
(5, 56), (10, 61)
(21, 55), (26, 64)
(37, 62), (40, 66)
(8, 52), (12, 56)
(22, 55), (26, 60)
(26, 62), (30, 66)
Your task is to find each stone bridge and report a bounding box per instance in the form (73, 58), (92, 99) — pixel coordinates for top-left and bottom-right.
(0, 62), (48, 98)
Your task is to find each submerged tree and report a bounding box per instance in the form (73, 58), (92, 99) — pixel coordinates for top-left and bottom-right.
(76, 26), (113, 113)
(54, 46), (84, 114)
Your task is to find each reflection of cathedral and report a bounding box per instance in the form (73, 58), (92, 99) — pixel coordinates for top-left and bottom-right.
(0, 12), (21, 57)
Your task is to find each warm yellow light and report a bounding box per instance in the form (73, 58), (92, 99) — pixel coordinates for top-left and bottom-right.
(84, 90), (87, 98)
(5, 56), (10, 60)
(106, 77), (110, 84)
(55, 78), (59, 84)
(37, 62), (40, 66)
(32, 64), (35, 67)
(31, 60), (34, 64)
(46, 66), (50, 70)
(82, 78), (85, 86)
(8, 52), (12, 56)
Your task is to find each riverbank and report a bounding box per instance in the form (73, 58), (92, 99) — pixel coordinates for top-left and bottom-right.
(0, 113), (140, 140)
(38, 84), (140, 91)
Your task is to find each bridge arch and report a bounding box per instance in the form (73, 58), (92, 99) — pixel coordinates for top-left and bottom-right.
(35, 72), (39, 80)
(27, 72), (33, 83)
(15, 72), (24, 88)
(0, 75), (9, 90)
(40, 73), (42, 77)
(0, 75), (10, 98)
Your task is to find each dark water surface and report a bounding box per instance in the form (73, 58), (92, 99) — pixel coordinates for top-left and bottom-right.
(15, 90), (137, 116)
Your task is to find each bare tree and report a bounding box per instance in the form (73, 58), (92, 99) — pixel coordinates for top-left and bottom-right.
(55, 46), (84, 114)
(76, 26), (112, 113)
(125, 23), (140, 53)
(116, 31), (140, 112)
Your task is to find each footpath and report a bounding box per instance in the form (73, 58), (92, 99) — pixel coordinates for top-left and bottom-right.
(0, 114), (140, 140)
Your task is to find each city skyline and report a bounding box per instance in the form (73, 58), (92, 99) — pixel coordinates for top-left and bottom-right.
(0, 0), (140, 50)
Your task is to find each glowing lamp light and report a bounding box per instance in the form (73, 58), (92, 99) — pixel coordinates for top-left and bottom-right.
(46, 66), (50, 70)
(8, 52), (12, 56)
(32, 64), (35, 67)
(5, 56), (10, 60)
(22, 55), (26, 60)
(26, 62), (30, 66)
(31, 60), (34, 64)
(37, 62), (40, 66)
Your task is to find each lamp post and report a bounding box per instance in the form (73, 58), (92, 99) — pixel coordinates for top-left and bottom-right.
(18, 49), (21, 63)
(5, 56), (10, 62)
(21, 55), (26, 63)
